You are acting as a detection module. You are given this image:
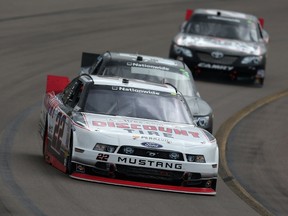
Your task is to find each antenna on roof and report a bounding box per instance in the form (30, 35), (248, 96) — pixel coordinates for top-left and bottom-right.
(217, 11), (221, 16)
(122, 78), (129, 84)
(137, 56), (143, 61)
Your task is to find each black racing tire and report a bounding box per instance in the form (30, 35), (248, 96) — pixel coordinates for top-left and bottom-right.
(66, 133), (75, 175)
(168, 44), (177, 59)
(254, 77), (264, 87)
(259, 77), (264, 86)
(206, 127), (213, 134)
(43, 123), (49, 160)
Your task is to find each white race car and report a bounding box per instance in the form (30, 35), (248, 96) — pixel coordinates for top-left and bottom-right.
(39, 74), (219, 194)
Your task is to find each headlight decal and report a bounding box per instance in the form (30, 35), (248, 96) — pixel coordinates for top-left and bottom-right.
(173, 44), (193, 57)
(193, 116), (210, 128)
(241, 56), (263, 65)
(186, 154), (206, 163)
(93, 143), (117, 153)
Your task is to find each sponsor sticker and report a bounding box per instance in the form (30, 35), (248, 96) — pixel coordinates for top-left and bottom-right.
(141, 142), (163, 148)
(117, 157), (183, 170)
(112, 86), (160, 95)
(198, 62), (234, 71)
(92, 120), (201, 139)
(126, 62), (170, 71)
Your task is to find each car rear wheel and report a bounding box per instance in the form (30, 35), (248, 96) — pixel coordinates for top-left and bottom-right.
(43, 124), (50, 163)
(259, 78), (264, 86)
(168, 44), (177, 59)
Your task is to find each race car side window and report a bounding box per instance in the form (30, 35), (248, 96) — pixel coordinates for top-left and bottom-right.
(61, 79), (77, 104)
(69, 82), (84, 108)
(90, 56), (103, 74)
(257, 22), (264, 39)
(62, 78), (84, 108)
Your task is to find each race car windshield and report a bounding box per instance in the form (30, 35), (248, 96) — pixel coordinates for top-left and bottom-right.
(184, 14), (260, 42)
(102, 65), (197, 97)
(84, 86), (193, 124)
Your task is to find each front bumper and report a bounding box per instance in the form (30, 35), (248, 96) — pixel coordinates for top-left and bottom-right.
(169, 44), (266, 81)
(190, 61), (265, 81)
(71, 172), (217, 195)
(71, 148), (218, 194)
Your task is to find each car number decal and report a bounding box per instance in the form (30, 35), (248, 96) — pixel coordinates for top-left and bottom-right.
(51, 112), (66, 154)
(96, 153), (110, 161)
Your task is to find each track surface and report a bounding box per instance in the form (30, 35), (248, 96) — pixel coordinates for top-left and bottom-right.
(228, 94), (288, 215)
(0, 0), (287, 215)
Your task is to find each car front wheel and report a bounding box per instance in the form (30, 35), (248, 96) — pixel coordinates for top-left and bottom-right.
(66, 134), (75, 175)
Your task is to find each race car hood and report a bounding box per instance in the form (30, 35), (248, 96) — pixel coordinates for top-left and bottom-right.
(78, 113), (216, 151)
(184, 96), (212, 116)
(174, 33), (266, 56)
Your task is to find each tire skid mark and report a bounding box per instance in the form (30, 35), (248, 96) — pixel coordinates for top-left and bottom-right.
(0, 1), (186, 23)
(216, 89), (288, 216)
(0, 103), (46, 216)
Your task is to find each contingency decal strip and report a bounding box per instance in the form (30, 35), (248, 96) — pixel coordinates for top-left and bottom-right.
(70, 173), (216, 195)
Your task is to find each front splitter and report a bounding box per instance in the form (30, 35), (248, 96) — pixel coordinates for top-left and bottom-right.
(70, 172), (216, 195)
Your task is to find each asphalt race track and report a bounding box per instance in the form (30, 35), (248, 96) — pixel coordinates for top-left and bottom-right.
(226, 92), (288, 215)
(0, 0), (287, 215)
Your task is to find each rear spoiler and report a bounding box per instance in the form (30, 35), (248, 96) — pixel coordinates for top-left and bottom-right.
(258, 17), (264, 28)
(185, 9), (193, 21)
(46, 75), (70, 94)
(81, 52), (100, 68)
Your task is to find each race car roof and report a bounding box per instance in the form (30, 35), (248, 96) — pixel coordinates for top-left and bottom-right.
(104, 52), (186, 69)
(86, 75), (178, 94)
(193, 8), (258, 22)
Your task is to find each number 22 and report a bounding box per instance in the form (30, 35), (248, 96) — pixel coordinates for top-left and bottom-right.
(52, 112), (66, 154)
